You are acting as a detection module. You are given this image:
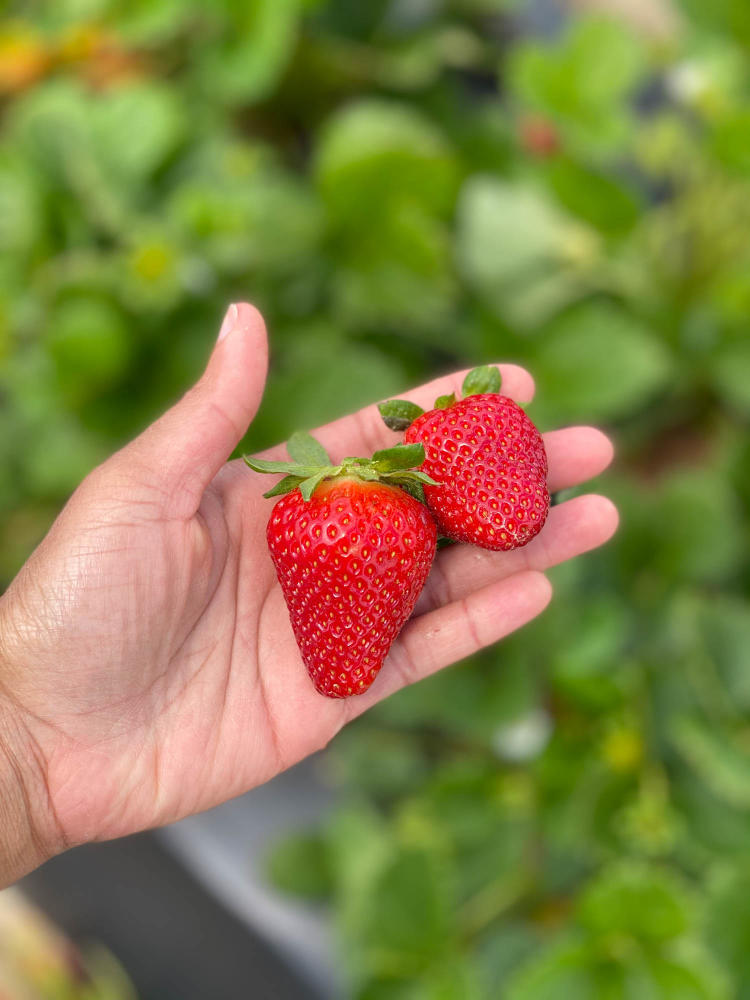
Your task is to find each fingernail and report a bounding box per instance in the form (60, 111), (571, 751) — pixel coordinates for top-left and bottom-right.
(217, 303), (239, 343)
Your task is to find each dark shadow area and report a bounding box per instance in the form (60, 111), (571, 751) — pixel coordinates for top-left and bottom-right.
(20, 831), (321, 1000)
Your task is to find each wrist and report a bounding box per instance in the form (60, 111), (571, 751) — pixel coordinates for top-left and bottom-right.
(0, 649), (59, 886)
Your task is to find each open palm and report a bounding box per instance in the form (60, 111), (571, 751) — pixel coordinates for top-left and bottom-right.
(0, 304), (617, 865)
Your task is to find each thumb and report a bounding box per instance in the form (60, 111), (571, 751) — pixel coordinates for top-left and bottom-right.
(127, 302), (268, 517)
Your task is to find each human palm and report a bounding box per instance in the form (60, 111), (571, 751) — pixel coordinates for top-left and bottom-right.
(0, 304), (617, 864)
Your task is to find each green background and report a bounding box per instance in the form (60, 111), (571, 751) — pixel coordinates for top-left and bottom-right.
(1, 0), (749, 997)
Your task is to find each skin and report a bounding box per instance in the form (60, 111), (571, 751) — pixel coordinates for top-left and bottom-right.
(0, 303), (618, 886)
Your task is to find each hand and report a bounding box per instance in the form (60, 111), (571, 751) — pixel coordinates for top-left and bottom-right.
(0, 303), (617, 882)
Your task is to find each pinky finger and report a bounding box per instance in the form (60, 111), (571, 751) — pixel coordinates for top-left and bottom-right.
(351, 571), (552, 714)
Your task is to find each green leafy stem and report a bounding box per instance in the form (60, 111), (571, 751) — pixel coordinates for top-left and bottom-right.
(378, 364), (502, 431)
(244, 431), (438, 502)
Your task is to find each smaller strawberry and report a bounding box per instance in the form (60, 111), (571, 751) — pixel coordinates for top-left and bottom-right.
(379, 366), (549, 552)
(518, 113), (560, 158)
(245, 433), (438, 698)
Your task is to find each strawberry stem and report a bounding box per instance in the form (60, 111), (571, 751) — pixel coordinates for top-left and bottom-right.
(244, 436), (438, 501)
(462, 365), (502, 397)
(378, 367), (503, 434)
(434, 392), (456, 409)
(286, 430), (331, 465)
(378, 399), (425, 431)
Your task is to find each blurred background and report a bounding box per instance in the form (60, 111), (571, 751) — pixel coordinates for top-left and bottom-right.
(1, 0), (750, 996)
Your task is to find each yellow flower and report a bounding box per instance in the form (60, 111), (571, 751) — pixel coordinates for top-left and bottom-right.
(603, 725), (643, 773)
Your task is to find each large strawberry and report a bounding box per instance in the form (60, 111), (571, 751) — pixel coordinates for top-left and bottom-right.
(379, 366), (549, 551)
(245, 434), (437, 698)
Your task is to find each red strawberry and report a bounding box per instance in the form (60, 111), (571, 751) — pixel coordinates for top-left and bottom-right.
(245, 434), (437, 698)
(518, 114), (560, 158)
(379, 366), (549, 552)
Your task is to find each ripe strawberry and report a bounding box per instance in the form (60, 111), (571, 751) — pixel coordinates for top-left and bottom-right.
(518, 114), (560, 158)
(245, 434), (437, 698)
(379, 366), (549, 552)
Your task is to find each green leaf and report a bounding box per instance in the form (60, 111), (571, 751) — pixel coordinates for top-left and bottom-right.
(577, 862), (694, 944)
(9, 80), (90, 171)
(196, 0), (302, 104)
(391, 479), (427, 505)
(0, 153), (42, 255)
(508, 17), (646, 154)
(461, 365), (501, 397)
(287, 430), (331, 466)
(359, 848), (451, 970)
(533, 303), (673, 424)
(458, 178), (575, 286)
(326, 727), (429, 801)
(299, 470), (330, 501)
(671, 715), (750, 809)
(266, 830), (333, 900)
(434, 393), (456, 409)
(403, 471), (440, 486)
(456, 177), (598, 328)
(551, 597), (630, 709)
(382, 469), (440, 502)
(672, 770), (750, 857)
(546, 158), (642, 234)
(705, 863), (750, 992)
(327, 804), (393, 914)
(91, 83), (187, 182)
(316, 99), (459, 221)
(354, 467), (380, 482)
(170, 162), (323, 276)
(650, 471), (745, 584)
(46, 296), (132, 403)
(263, 475), (305, 498)
(378, 399), (425, 431)
(678, 0), (750, 45)
(711, 338), (750, 415)
(110, 0), (192, 44)
(624, 952), (728, 1000)
(506, 941), (599, 1000)
(329, 201), (458, 336)
(378, 649), (539, 742)
(407, 956), (485, 1000)
(696, 597), (750, 711)
(478, 923), (540, 997)
(243, 456), (325, 477)
(372, 443), (426, 473)
(713, 108), (750, 174)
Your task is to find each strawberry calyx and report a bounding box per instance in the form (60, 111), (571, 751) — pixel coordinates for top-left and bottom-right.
(461, 364), (501, 397)
(244, 431), (438, 503)
(378, 364), (503, 431)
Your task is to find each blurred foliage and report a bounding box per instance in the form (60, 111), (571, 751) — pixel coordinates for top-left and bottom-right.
(0, 0), (749, 997)
(0, 888), (136, 999)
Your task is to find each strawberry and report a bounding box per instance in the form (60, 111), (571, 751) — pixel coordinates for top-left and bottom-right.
(245, 434), (437, 698)
(518, 114), (560, 158)
(379, 366), (549, 552)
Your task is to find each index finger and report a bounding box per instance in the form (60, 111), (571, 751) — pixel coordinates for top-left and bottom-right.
(258, 363), (535, 462)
